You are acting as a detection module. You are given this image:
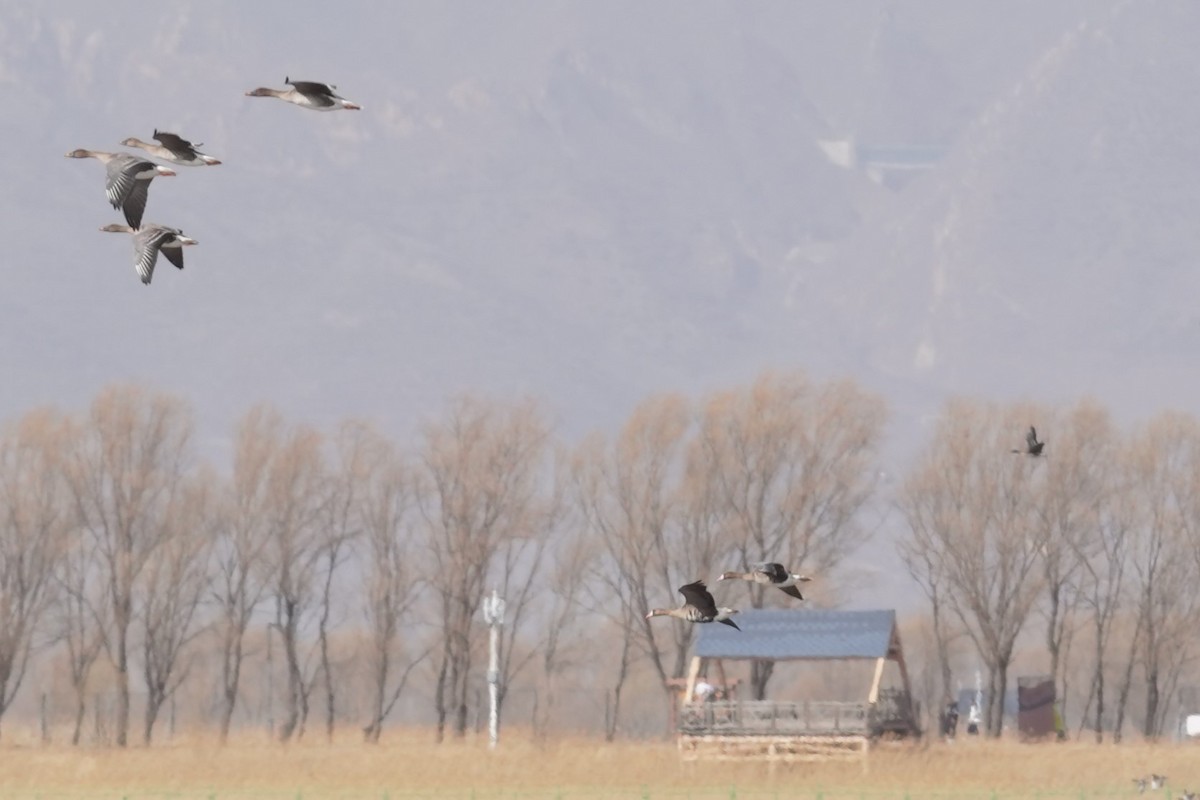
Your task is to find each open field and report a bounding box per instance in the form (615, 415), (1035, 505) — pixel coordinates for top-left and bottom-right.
(0, 734), (1195, 800)
(0, 731), (1197, 800)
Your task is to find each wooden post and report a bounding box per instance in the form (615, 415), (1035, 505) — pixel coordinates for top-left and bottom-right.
(868, 656), (886, 704)
(714, 659), (729, 698)
(889, 627), (915, 705)
(683, 656), (702, 703)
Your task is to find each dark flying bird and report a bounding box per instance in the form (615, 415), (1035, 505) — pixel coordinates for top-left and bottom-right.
(245, 77), (362, 111)
(1012, 426), (1045, 457)
(719, 562), (813, 600)
(121, 130), (221, 166)
(99, 223), (198, 285)
(646, 581), (740, 630)
(65, 149), (176, 230)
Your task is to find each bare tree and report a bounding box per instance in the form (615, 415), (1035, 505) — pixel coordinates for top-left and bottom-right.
(531, 525), (593, 740)
(491, 476), (561, 732)
(1032, 401), (1112, 721)
(139, 470), (215, 743)
(696, 372), (885, 698)
(898, 524), (958, 718)
(898, 399), (1045, 737)
(1069, 424), (1132, 742)
(256, 412), (328, 743)
(0, 408), (71, 738)
(54, 526), (107, 745)
(350, 422), (424, 743)
(415, 396), (556, 742)
(1123, 411), (1200, 740)
(212, 406), (280, 742)
(65, 385), (194, 747)
(573, 393), (695, 713)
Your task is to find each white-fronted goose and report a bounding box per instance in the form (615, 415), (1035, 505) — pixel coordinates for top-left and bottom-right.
(719, 562), (813, 600)
(99, 223), (197, 285)
(65, 149), (175, 230)
(121, 130), (221, 166)
(1012, 426), (1045, 457)
(646, 581), (740, 630)
(244, 77), (362, 111)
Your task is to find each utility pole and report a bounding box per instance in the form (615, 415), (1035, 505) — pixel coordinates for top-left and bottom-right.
(483, 589), (506, 749)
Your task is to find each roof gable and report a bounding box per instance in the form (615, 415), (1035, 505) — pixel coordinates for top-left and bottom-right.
(694, 609), (897, 660)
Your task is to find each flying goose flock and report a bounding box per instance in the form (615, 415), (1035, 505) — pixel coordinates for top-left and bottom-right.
(646, 562), (814, 632)
(66, 78), (361, 285)
(648, 425), (1045, 633)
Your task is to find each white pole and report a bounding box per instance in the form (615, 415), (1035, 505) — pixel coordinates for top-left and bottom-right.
(483, 589), (506, 749)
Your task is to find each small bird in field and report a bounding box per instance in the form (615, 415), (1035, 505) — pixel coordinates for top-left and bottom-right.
(1012, 425), (1045, 457)
(646, 581), (740, 630)
(719, 562), (813, 600)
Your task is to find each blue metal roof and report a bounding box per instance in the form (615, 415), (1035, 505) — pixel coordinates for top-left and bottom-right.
(694, 609), (897, 660)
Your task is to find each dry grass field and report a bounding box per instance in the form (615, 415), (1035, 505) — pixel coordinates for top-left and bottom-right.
(0, 730), (1196, 800)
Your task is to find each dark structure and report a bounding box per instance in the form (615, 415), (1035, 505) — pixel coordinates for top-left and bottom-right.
(1017, 675), (1059, 740)
(677, 609), (918, 763)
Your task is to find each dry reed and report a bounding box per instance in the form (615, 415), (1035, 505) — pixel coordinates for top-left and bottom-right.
(0, 728), (1194, 800)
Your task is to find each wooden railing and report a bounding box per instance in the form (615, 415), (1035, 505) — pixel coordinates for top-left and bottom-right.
(679, 693), (918, 738)
(679, 700), (871, 736)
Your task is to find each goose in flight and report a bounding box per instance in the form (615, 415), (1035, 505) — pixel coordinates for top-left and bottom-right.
(1012, 426), (1045, 457)
(719, 563), (813, 600)
(99, 223), (197, 285)
(646, 581), (740, 630)
(244, 77), (362, 111)
(121, 130), (221, 166)
(65, 149), (175, 230)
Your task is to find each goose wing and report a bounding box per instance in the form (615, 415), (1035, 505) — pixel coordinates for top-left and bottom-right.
(153, 130), (198, 160)
(286, 78), (338, 106)
(754, 562), (789, 584)
(156, 229), (188, 271)
(1027, 426), (1039, 448)
(131, 226), (169, 284)
(104, 154), (144, 208)
(677, 581), (718, 617)
(779, 584), (805, 600)
(120, 180), (151, 230)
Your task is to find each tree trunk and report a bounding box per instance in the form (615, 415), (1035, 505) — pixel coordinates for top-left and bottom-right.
(71, 692), (86, 746)
(606, 632), (632, 742)
(115, 612), (130, 747)
(990, 662), (1009, 738)
(278, 601), (302, 742)
(1093, 631), (1105, 743)
(1143, 665), (1160, 740)
(433, 653), (448, 743)
(1113, 642), (1139, 743)
(218, 628), (244, 744)
(749, 659), (775, 700)
(142, 691), (161, 745)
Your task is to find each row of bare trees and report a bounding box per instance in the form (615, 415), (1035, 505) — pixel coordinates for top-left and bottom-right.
(4, 380), (1196, 746)
(0, 372), (885, 746)
(899, 400), (1200, 741)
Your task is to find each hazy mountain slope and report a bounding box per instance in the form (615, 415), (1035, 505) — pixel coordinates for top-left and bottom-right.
(822, 0), (1200, 426)
(4, 1), (1200, 606)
